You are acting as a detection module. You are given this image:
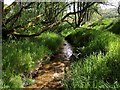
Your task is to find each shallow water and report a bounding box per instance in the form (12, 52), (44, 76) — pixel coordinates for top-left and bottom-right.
(62, 40), (73, 60)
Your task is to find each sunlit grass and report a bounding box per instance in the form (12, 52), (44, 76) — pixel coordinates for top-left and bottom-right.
(64, 34), (120, 88)
(2, 32), (63, 88)
(64, 18), (120, 89)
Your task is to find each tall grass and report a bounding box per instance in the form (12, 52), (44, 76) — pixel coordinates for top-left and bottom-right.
(2, 32), (63, 88)
(64, 18), (120, 89)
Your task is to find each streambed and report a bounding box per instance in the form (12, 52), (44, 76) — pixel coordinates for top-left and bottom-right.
(25, 40), (73, 89)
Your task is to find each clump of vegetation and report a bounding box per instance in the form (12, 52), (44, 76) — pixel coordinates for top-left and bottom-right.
(38, 32), (63, 51)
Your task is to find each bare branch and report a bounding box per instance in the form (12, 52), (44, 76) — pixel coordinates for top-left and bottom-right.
(61, 2), (95, 21)
(52, 2), (74, 20)
(3, 2), (17, 16)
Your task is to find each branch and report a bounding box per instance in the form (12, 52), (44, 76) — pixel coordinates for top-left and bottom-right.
(90, 7), (102, 16)
(12, 21), (62, 37)
(64, 20), (75, 29)
(118, 5), (120, 15)
(3, 2), (34, 25)
(61, 2), (95, 21)
(3, 2), (17, 16)
(52, 2), (73, 20)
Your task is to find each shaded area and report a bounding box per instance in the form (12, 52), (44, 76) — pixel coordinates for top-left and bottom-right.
(108, 19), (120, 34)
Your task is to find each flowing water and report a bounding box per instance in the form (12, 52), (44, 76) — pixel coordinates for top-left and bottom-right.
(25, 40), (73, 89)
(62, 41), (73, 60)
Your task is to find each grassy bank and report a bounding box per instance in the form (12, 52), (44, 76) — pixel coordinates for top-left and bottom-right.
(64, 18), (120, 89)
(2, 32), (63, 88)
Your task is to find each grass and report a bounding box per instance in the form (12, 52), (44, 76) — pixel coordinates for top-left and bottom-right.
(64, 17), (120, 89)
(2, 32), (63, 88)
(65, 53), (120, 89)
(2, 16), (120, 89)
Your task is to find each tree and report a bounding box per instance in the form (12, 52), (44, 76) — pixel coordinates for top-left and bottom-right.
(118, 1), (120, 15)
(2, 2), (97, 39)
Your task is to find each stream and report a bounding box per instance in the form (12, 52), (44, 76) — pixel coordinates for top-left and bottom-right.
(25, 40), (73, 89)
(62, 40), (73, 60)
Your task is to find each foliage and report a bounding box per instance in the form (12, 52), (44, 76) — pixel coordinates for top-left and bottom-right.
(89, 18), (114, 30)
(3, 74), (23, 88)
(38, 32), (63, 51)
(2, 2), (97, 39)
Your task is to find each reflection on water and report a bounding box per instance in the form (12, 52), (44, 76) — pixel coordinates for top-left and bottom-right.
(62, 40), (73, 60)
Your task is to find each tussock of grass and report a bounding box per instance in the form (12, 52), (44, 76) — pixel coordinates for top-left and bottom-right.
(38, 32), (63, 51)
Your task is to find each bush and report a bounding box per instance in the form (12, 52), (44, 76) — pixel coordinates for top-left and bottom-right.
(105, 41), (120, 83)
(83, 31), (117, 56)
(2, 71), (23, 89)
(2, 39), (51, 73)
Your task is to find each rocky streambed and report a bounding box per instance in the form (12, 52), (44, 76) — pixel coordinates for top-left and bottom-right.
(24, 40), (73, 89)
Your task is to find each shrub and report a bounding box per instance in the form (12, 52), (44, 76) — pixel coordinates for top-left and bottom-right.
(108, 19), (120, 34)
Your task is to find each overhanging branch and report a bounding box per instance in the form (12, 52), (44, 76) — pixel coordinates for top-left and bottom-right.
(9, 2), (96, 38)
(3, 2), (34, 25)
(12, 21), (62, 37)
(61, 2), (95, 21)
